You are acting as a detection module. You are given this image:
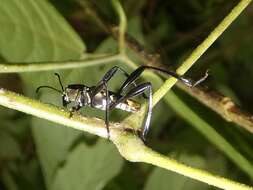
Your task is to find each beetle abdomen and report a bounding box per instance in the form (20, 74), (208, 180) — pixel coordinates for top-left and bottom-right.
(115, 99), (140, 112)
(91, 90), (140, 112)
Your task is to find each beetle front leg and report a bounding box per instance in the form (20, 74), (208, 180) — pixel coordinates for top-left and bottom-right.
(104, 82), (110, 140)
(92, 66), (139, 97)
(69, 105), (81, 118)
(91, 81), (111, 140)
(118, 65), (208, 94)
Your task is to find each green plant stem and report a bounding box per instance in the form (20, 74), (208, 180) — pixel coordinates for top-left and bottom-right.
(0, 54), (120, 73)
(0, 88), (111, 138)
(112, 0), (127, 54)
(114, 132), (253, 190)
(152, 0), (252, 106)
(0, 88), (252, 190)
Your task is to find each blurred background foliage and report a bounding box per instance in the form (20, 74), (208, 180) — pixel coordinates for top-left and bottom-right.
(0, 0), (253, 189)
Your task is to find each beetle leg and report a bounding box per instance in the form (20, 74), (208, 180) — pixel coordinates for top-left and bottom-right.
(92, 66), (138, 97)
(118, 65), (208, 94)
(92, 81), (111, 140)
(90, 66), (141, 139)
(110, 82), (152, 142)
(104, 82), (110, 140)
(69, 104), (81, 118)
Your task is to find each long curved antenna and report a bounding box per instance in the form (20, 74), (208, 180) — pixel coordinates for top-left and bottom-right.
(54, 73), (64, 92)
(36, 86), (62, 94)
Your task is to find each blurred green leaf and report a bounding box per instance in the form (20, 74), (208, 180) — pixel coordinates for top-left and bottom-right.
(144, 153), (209, 190)
(0, 0), (85, 62)
(51, 139), (123, 190)
(1, 168), (19, 190)
(0, 113), (44, 190)
(104, 162), (141, 190)
(0, 132), (21, 159)
(0, 0), (85, 188)
(127, 17), (146, 46)
(30, 117), (82, 185)
(9, 159), (45, 190)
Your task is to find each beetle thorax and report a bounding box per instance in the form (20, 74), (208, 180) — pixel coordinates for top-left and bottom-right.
(63, 85), (91, 107)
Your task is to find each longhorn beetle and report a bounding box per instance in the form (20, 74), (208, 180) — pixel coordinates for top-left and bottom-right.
(36, 65), (208, 141)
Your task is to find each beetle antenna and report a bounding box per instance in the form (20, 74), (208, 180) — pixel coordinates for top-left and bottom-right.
(54, 73), (64, 92)
(36, 86), (62, 94)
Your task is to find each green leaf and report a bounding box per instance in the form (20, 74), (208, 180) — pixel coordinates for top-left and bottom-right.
(31, 117), (82, 185)
(10, 159), (45, 190)
(0, 131), (21, 159)
(127, 17), (146, 46)
(0, 0), (85, 62)
(51, 139), (123, 190)
(0, 0), (85, 188)
(144, 153), (209, 190)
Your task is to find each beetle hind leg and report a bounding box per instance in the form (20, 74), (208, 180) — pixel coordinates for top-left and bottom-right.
(110, 82), (153, 142)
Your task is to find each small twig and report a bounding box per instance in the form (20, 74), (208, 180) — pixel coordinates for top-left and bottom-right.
(0, 88), (252, 190)
(0, 54), (120, 73)
(112, 0), (127, 54)
(177, 83), (253, 134)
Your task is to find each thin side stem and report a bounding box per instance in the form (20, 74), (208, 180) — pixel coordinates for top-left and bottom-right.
(0, 54), (120, 73)
(153, 0), (252, 106)
(111, 0), (127, 54)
